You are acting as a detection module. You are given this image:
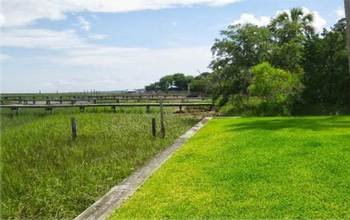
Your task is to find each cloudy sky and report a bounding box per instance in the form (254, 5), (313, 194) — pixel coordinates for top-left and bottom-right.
(0, 0), (346, 93)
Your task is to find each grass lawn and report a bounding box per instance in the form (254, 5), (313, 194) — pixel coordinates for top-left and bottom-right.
(111, 116), (350, 219)
(0, 108), (198, 219)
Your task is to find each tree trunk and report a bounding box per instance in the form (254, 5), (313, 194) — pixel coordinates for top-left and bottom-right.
(345, 0), (350, 109)
(345, 0), (350, 75)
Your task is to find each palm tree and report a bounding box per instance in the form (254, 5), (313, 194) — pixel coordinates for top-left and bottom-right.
(269, 8), (314, 43)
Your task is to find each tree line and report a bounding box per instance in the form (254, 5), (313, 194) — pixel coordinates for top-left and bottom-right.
(145, 8), (350, 115)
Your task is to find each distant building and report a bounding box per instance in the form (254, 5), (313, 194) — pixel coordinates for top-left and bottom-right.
(168, 85), (180, 91)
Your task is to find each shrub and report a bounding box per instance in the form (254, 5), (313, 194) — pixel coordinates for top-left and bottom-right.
(220, 62), (303, 116)
(247, 62), (303, 115)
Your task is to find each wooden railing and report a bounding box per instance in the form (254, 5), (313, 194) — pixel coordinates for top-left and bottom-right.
(0, 103), (214, 114)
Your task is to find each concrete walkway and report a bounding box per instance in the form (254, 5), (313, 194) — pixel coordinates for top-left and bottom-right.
(75, 117), (212, 220)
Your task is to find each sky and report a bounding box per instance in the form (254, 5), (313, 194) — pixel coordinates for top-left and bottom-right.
(0, 0), (346, 93)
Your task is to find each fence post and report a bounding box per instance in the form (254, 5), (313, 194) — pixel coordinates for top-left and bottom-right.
(11, 107), (19, 116)
(152, 118), (156, 137)
(46, 107), (53, 114)
(179, 105), (183, 113)
(146, 105), (150, 113)
(159, 98), (165, 138)
(71, 117), (77, 140)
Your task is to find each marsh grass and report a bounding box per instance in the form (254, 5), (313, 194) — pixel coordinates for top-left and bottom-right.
(0, 107), (198, 219)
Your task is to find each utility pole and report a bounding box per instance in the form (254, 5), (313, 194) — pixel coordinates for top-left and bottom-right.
(345, 0), (350, 74)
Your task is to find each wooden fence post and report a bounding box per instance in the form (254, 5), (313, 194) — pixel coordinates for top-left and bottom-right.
(11, 107), (18, 116)
(159, 98), (165, 138)
(46, 107), (53, 114)
(71, 117), (77, 140)
(179, 105), (183, 113)
(152, 118), (156, 137)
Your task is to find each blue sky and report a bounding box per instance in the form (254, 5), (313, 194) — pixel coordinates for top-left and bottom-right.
(0, 0), (346, 93)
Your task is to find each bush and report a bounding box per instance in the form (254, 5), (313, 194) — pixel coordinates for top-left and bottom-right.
(220, 62), (303, 116)
(249, 62), (303, 115)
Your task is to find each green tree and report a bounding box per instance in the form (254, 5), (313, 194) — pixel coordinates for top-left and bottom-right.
(269, 8), (314, 43)
(269, 8), (314, 72)
(250, 62), (303, 115)
(300, 18), (350, 113)
(172, 73), (193, 90)
(211, 24), (274, 102)
(145, 73), (195, 92)
(190, 72), (213, 95)
(159, 75), (174, 91)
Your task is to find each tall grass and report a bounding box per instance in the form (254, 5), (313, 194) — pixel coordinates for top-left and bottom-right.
(0, 107), (198, 219)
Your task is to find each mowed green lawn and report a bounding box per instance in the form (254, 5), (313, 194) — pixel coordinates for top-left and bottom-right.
(0, 108), (198, 219)
(112, 116), (350, 219)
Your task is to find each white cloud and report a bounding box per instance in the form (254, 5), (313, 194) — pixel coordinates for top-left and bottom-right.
(0, 53), (12, 62)
(77, 16), (91, 31)
(232, 7), (327, 33)
(0, 26), (212, 92)
(335, 8), (345, 20)
(0, 0), (242, 27)
(232, 13), (270, 26)
(53, 46), (211, 69)
(45, 46), (211, 91)
(0, 28), (89, 49)
(0, 14), (5, 26)
(274, 8), (327, 33)
(89, 34), (108, 40)
(301, 7), (327, 33)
